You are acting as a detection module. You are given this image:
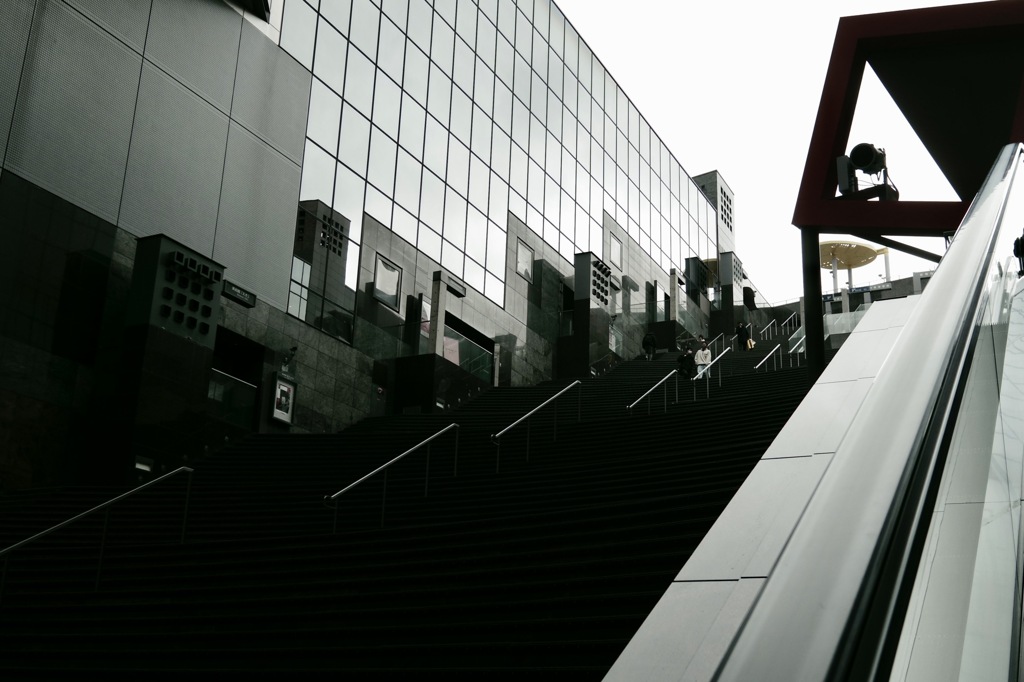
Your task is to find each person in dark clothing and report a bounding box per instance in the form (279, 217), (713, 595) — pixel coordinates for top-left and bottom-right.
(677, 346), (697, 379)
(736, 322), (750, 351)
(642, 332), (657, 361)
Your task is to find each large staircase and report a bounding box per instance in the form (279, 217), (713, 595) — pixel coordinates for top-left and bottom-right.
(0, 352), (816, 678)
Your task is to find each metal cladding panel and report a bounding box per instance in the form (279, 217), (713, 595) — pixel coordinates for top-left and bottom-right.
(5, 1), (141, 225)
(231, 19), (310, 165)
(66, 0), (152, 52)
(0, 0), (35, 170)
(214, 121), (299, 311)
(120, 62), (229, 254)
(145, 0), (241, 114)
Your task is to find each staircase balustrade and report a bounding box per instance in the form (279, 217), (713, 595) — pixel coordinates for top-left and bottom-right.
(0, 467), (194, 603)
(626, 370), (679, 415)
(755, 344), (784, 373)
(324, 423), (460, 531)
(490, 380), (581, 472)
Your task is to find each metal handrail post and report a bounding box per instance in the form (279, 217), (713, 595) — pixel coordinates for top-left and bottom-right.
(454, 427), (460, 476)
(180, 469), (192, 544)
(577, 382), (581, 422)
(380, 468), (388, 528)
(95, 508), (110, 592)
(424, 444), (431, 497)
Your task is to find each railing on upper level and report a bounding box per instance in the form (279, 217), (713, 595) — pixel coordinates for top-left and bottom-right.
(490, 381), (581, 472)
(324, 423), (460, 531)
(0, 467), (194, 602)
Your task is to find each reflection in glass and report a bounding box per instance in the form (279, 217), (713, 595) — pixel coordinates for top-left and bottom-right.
(367, 127), (397, 196)
(403, 42), (429, 104)
(350, 0), (381, 63)
(373, 254), (401, 310)
(300, 139), (335, 203)
(307, 80), (341, 155)
(399, 96), (426, 158)
(338, 106), (371, 175)
(378, 17), (405, 84)
(441, 239), (463, 275)
(344, 49), (375, 116)
(373, 74), (402, 140)
(313, 19), (347, 94)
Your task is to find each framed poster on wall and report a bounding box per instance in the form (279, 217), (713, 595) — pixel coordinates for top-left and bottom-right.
(271, 375), (296, 424)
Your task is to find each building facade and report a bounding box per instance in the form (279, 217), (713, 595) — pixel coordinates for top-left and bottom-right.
(0, 0), (744, 489)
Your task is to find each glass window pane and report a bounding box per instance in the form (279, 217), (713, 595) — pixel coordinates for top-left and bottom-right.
(399, 95), (425, 158)
(509, 142), (527, 198)
(491, 125), (510, 180)
(471, 105), (491, 162)
(313, 18), (347, 95)
(493, 79), (513, 134)
(373, 73), (402, 140)
(395, 149), (421, 213)
(497, 0), (515, 42)
(469, 154), (489, 211)
(365, 185), (393, 226)
(350, 0), (380, 61)
(449, 86), (472, 144)
(280, 0), (316, 70)
(513, 52), (531, 105)
(441, 239), (464, 276)
(420, 170), (445, 232)
(489, 173), (508, 226)
(514, 9), (531, 58)
(418, 222), (442, 261)
(373, 255), (401, 310)
(382, 0), (407, 31)
(333, 162), (365, 242)
(307, 79), (341, 155)
(474, 58), (494, 116)
(344, 48), (375, 116)
(464, 256), (485, 293)
(486, 219), (505, 274)
(453, 38), (475, 96)
(516, 238), (533, 281)
(447, 135), (469, 197)
(300, 139), (335, 203)
(456, 2), (477, 49)
(431, 13), (455, 75)
(495, 35), (514, 88)
(403, 42), (429, 105)
(423, 115), (448, 179)
(368, 127), (397, 195)
(322, 0), (352, 32)
(443, 189), (466, 250)
(465, 206), (487, 263)
(433, 0), (456, 28)
(338, 105), (371, 175)
(378, 18), (405, 85)
(532, 29), (547, 81)
(477, 13), (496, 69)
(407, 0), (432, 52)
(393, 205), (417, 245)
(427, 64), (451, 126)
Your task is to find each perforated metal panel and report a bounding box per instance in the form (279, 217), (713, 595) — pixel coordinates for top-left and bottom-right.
(145, 0), (241, 114)
(66, 0), (152, 52)
(0, 0), (34, 170)
(214, 121), (299, 310)
(231, 20), (310, 165)
(120, 62), (229, 254)
(5, 1), (141, 224)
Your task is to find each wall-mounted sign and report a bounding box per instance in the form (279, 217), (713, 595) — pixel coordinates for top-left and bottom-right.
(271, 374), (295, 425)
(223, 281), (256, 308)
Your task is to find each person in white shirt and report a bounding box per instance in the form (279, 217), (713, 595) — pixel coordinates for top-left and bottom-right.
(694, 342), (712, 378)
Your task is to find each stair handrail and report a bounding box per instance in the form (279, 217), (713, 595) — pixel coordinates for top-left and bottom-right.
(759, 319), (777, 339)
(626, 369), (678, 415)
(490, 380), (581, 472)
(691, 347), (732, 399)
(754, 343), (783, 372)
(781, 311), (798, 334)
(709, 332), (725, 356)
(324, 423), (460, 531)
(0, 466), (194, 601)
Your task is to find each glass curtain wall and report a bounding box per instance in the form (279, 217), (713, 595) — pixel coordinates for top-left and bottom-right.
(279, 0), (715, 320)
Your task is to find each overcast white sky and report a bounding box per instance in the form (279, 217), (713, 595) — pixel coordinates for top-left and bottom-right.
(555, 0), (978, 304)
